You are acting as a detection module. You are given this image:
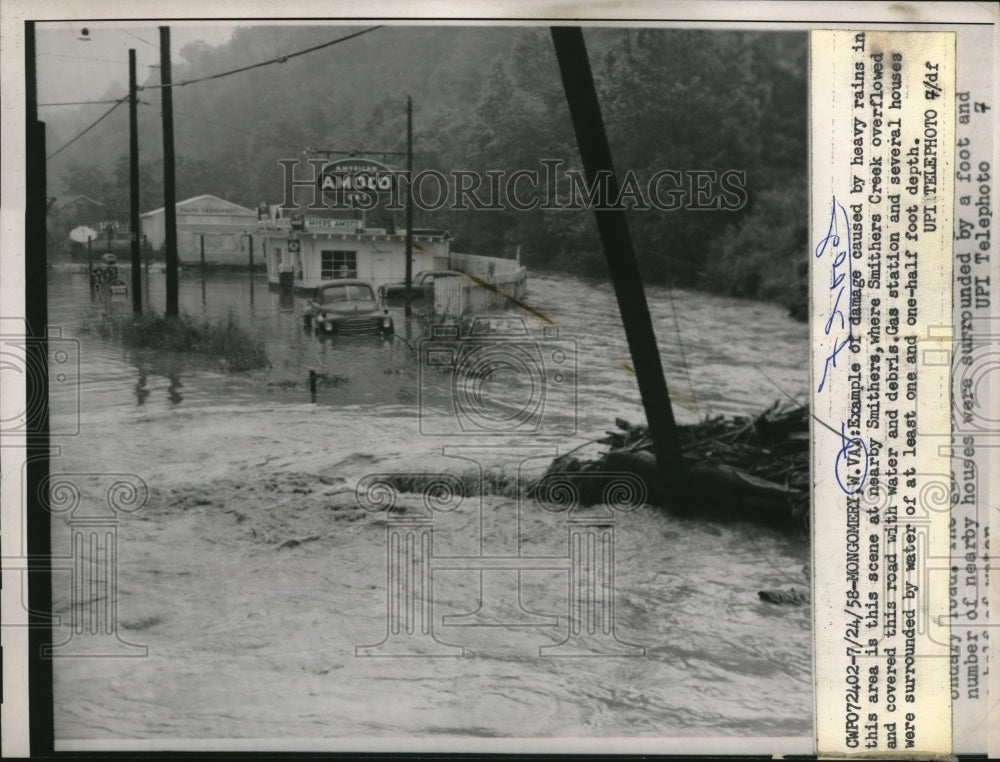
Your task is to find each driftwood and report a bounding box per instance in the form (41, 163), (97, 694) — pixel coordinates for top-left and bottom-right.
(758, 588), (810, 606)
(530, 400), (809, 533)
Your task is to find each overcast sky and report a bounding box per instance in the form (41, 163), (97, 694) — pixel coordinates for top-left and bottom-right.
(36, 21), (239, 106)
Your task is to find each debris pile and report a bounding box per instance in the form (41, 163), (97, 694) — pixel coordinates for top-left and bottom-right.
(531, 400), (810, 533)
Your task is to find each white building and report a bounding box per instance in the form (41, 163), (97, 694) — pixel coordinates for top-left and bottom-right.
(257, 214), (451, 291)
(140, 194), (257, 267)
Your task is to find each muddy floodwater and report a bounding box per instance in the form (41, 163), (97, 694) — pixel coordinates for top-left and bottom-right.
(47, 267), (812, 747)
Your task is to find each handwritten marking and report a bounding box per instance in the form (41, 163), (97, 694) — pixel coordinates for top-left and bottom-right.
(816, 195), (867, 494)
(816, 195), (856, 393)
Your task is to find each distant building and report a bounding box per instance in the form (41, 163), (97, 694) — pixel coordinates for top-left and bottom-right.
(141, 194), (257, 267)
(47, 194), (108, 257)
(49, 194), (105, 220)
(257, 212), (452, 292)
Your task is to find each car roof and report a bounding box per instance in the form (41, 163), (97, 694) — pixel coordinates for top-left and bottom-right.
(316, 279), (375, 289)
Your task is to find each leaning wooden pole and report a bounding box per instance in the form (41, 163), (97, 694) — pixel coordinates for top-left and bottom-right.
(550, 26), (688, 495)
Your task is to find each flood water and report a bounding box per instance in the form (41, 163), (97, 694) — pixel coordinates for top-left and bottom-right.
(47, 266), (813, 747)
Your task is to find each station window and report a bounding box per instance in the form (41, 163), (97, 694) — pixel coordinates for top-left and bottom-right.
(321, 250), (357, 280)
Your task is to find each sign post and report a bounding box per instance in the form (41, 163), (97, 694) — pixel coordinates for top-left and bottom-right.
(69, 225), (99, 299)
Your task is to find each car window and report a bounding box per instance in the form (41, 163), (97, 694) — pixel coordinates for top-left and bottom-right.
(319, 284), (373, 303)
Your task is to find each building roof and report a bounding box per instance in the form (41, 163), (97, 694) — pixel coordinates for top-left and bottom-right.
(50, 194), (104, 213)
(141, 194), (255, 218)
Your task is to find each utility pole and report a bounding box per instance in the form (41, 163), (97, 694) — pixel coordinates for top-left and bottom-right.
(550, 27), (687, 496)
(87, 235), (94, 299)
(160, 26), (179, 316)
(404, 95), (413, 317)
(24, 20), (55, 754)
(129, 48), (142, 315)
(200, 233), (206, 305)
(247, 232), (255, 308)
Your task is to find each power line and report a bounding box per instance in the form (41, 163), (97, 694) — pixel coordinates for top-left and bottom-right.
(123, 30), (158, 48)
(43, 26), (382, 162)
(46, 96), (128, 160)
(39, 98), (128, 107)
(42, 52), (157, 66)
(141, 26), (381, 90)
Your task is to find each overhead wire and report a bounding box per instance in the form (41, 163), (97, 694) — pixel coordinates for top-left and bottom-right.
(46, 95), (129, 160)
(44, 26), (382, 160)
(42, 52), (156, 65)
(664, 277), (702, 419)
(39, 98), (127, 107)
(141, 26), (381, 90)
(123, 30), (158, 48)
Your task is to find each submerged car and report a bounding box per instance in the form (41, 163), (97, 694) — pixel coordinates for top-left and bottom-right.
(303, 279), (394, 337)
(379, 270), (463, 300)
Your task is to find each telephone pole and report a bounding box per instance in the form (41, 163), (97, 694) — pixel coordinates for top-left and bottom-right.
(129, 48), (142, 315)
(550, 26), (687, 495)
(404, 95), (414, 317)
(25, 20), (55, 753)
(160, 26), (179, 316)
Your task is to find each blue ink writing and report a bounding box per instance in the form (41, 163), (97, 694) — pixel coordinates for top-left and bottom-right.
(817, 196), (856, 393)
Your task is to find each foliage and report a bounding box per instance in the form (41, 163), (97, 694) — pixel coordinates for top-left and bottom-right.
(85, 309), (270, 372)
(701, 181), (810, 318)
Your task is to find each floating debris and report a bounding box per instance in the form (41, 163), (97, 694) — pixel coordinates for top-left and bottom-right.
(758, 588), (810, 606)
(530, 400), (809, 533)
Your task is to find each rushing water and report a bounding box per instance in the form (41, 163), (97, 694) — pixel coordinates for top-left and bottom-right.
(47, 266), (812, 747)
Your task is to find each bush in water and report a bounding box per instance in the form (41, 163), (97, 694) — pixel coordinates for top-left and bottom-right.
(84, 310), (270, 372)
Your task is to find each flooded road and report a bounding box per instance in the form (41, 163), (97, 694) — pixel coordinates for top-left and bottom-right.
(47, 267), (812, 747)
